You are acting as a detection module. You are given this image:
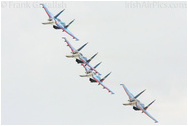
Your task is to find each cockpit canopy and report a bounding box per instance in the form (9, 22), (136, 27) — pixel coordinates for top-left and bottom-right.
(82, 56), (87, 61)
(140, 103), (145, 107)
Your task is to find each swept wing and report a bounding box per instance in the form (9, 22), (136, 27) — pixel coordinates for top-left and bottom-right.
(92, 74), (114, 94)
(136, 102), (158, 123)
(120, 84), (134, 100)
(63, 37), (76, 52)
(40, 4), (54, 18)
(55, 20), (79, 41)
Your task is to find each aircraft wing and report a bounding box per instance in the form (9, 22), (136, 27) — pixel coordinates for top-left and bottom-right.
(40, 4), (54, 18)
(92, 74), (114, 94)
(136, 102), (158, 123)
(120, 84), (134, 100)
(81, 63), (90, 72)
(63, 37), (76, 52)
(79, 55), (101, 75)
(55, 21), (79, 41)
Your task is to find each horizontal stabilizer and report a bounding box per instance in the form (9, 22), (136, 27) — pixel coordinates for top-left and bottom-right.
(42, 21), (54, 25)
(54, 9), (65, 18)
(80, 73), (92, 77)
(123, 102), (135, 106)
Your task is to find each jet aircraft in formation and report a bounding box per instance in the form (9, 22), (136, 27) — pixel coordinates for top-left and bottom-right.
(120, 84), (158, 123)
(41, 3), (158, 123)
(40, 4), (79, 41)
(63, 37), (114, 94)
(63, 37), (101, 76)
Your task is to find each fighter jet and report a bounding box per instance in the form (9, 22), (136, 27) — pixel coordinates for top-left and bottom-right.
(80, 63), (114, 94)
(63, 37), (87, 58)
(120, 84), (158, 123)
(40, 4), (79, 41)
(63, 37), (101, 75)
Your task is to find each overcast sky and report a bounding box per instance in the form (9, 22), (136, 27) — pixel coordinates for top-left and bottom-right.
(1, 1), (187, 125)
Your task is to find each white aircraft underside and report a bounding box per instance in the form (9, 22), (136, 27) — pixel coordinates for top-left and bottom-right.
(66, 53), (80, 58)
(123, 101), (136, 106)
(79, 72), (93, 77)
(42, 21), (55, 25)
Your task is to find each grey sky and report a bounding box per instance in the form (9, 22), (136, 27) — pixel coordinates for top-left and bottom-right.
(1, 1), (187, 125)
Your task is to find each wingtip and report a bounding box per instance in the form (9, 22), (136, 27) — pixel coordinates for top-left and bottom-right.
(40, 3), (44, 6)
(153, 99), (156, 103)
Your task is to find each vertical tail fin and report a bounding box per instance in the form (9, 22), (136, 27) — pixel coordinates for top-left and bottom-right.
(100, 72), (111, 82)
(54, 9), (65, 18)
(134, 89), (146, 99)
(93, 62), (102, 69)
(144, 100), (156, 110)
(77, 42), (88, 51)
(87, 52), (98, 63)
(65, 19), (75, 28)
